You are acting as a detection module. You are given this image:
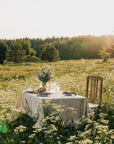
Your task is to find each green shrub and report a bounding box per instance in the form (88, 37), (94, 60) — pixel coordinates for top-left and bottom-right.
(25, 55), (40, 62)
(99, 46), (111, 62)
(0, 108), (113, 144)
(40, 43), (59, 62)
(29, 48), (36, 56)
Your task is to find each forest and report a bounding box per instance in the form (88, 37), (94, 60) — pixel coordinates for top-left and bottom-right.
(0, 35), (114, 64)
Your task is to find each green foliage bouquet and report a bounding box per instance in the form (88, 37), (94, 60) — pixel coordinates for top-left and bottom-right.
(36, 68), (52, 88)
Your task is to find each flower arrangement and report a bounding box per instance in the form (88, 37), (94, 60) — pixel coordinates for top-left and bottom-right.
(36, 68), (52, 88)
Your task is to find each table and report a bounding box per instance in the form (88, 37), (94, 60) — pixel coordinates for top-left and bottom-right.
(13, 91), (89, 126)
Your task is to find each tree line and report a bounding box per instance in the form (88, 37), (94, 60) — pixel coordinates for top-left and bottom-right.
(0, 35), (114, 64)
(28, 35), (114, 59)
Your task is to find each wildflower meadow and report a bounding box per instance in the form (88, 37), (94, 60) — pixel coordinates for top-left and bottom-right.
(0, 59), (114, 144)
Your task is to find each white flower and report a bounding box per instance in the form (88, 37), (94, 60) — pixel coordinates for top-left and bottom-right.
(79, 139), (93, 144)
(99, 113), (107, 118)
(33, 127), (42, 133)
(52, 104), (64, 113)
(65, 142), (73, 144)
(69, 135), (76, 141)
(21, 141), (26, 144)
(14, 125), (27, 133)
(67, 107), (75, 111)
(55, 116), (60, 121)
(96, 124), (108, 130)
(13, 107), (26, 114)
(111, 135), (114, 139)
(42, 118), (47, 123)
(28, 134), (35, 138)
(109, 130), (114, 134)
(51, 124), (58, 131)
(100, 119), (109, 124)
(83, 129), (91, 135)
(14, 129), (18, 134)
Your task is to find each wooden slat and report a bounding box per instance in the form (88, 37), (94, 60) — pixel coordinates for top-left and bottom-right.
(90, 79), (92, 98)
(85, 76), (103, 107)
(92, 80), (95, 99)
(85, 77), (89, 97)
(99, 79), (103, 106)
(96, 80), (98, 98)
(88, 76), (103, 80)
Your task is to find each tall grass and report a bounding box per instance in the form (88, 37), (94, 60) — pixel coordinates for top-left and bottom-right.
(0, 59), (113, 143)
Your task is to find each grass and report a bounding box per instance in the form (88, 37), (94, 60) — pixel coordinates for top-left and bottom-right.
(0, 59), (114, 143)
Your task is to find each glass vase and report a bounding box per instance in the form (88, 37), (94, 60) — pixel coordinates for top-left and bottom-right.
(42, 81), (47, 88)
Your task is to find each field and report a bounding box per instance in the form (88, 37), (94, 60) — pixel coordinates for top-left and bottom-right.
(0, 59), (114, 143)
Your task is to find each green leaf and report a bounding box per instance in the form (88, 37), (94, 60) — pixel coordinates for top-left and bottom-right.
(0, 121), (8, 133)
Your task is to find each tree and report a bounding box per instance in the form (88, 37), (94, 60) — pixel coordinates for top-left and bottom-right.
(110, 43), (114, 58)
(7, 40), (26, 63)
(21, 40), (31, 55)
(0, 40), (8, 64)
(29, 48), (36, 56)
(99, 46), (111, 62)
(40, 43), (59, 62)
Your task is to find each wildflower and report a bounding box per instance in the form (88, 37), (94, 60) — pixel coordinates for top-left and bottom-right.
(45, 130), (52, 134)
(111, 135), (114, 139)
(52, 104), (64, 113)
(57, 141), (62, 144)
(68, 107), (75, 111)
(13, 107), (26, 114)
(65, 142), (73, 144)
(0, 115), (5, 121)
(99, 113), (107, 119)
(49, 116), (54, 121)
(51, 124), (58, 131)
(69, 135), (76, 141)
(33, 127), (42, 133)
(56, 108), (64, 113)
(83, 129), (91, 135)
(10, 139), (14, 142)
(94, 142), (102, 144)
(42, 118), (47, 123)
(67, 107), (76, 114)
(21, 141), (26, 144)
(84, 124), (91, 130)
(79, 139), (93, 144)
(36, 68), (52, 87)
(61, 121), (64, 126)
(96, 124), (108, 130)
(14, 129), (18, 134)
(14, 125), (27, 133)
(19, 107), (26, 113)
(109, 130), (114, 134)
(55, 116), (60, 121)
(28, 134), (35, 138)
(100, 119), (109, 124)
(80, 132), (86, 139)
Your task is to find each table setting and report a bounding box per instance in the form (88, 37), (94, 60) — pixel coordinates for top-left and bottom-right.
(12, 68), (90, 126)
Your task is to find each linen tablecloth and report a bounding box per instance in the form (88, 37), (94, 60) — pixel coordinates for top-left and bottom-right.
(13, 91), (89, 126)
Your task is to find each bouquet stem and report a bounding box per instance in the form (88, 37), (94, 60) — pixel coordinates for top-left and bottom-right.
(42, 81), (47, 88)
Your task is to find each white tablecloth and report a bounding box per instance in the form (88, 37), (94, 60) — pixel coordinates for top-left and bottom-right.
(13, 91), (89, 126)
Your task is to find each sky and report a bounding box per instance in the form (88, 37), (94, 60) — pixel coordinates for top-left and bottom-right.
(0, 0), (114, 39)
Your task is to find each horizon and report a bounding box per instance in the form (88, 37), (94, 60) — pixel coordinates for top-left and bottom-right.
(0, 0), (114, 39)
(0, 34), (114, 41)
